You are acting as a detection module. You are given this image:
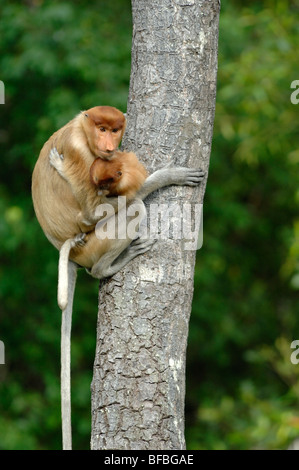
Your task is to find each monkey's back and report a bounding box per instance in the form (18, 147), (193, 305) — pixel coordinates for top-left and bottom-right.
(32, 127), (83, 250)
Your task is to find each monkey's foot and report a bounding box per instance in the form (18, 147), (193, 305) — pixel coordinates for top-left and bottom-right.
(110, 238), (156, 270)
(88, 238), (156, 280)
(73, 233), (86, 247)
(49, 147), (64, 173)
(126, 237), (156, 257)
(106, 238), (156, 276)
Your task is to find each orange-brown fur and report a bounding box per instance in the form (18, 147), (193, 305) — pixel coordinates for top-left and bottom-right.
(32, 105), (205, 451)
(32, 106), (147, 268)
(90, 152), (147, 198)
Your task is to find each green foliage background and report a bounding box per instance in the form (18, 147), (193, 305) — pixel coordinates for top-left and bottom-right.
(0, 0), (298, 450)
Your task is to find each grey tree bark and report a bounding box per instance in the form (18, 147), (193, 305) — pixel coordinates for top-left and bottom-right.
(91, 0), (220, 450)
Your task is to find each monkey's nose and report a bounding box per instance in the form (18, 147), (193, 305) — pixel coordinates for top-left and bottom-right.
(105, 142), (115, 152)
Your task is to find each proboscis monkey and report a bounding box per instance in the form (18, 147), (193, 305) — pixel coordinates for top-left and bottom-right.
(31, 105), (204, 450)
(55, 148), (148, 311)
(90, 152), (148, 197)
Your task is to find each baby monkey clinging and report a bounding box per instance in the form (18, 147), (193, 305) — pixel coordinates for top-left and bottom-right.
(89, 152), (148, 198)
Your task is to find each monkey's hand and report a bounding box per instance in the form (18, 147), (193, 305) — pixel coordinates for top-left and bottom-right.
(49, 147), (66, 180)
(97, 189), (110, 196)
(137, 166), (205, 200)
(158, 162), (205, 185)
(163, 167), (205, 187)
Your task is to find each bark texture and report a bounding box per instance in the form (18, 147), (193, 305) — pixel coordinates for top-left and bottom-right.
(91, 0), (220, 450)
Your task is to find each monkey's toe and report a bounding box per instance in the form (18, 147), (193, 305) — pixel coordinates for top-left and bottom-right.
(74, 233), (87, 247)
(129, 238), (156, 255)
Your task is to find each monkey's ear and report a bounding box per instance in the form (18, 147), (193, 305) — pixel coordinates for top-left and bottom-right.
(81, 111), (89, 118)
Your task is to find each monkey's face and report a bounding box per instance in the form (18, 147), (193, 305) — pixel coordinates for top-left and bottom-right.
(90, 154), (123, 192)
(95, 128), (123, 160)
(82, 107), (126, 160)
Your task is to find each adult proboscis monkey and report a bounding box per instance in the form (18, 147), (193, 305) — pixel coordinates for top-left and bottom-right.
(31, 105), (204, 449)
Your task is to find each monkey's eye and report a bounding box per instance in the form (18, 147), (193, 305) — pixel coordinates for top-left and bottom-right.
(99, 127), (106, 132)
(112, 128), (119, 133)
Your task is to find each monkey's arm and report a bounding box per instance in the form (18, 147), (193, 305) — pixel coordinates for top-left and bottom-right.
(50, 149), (204, 226)
(89, 165), (205, 280)
(49, 148), (120, 226)
(137, 164), (205, 200)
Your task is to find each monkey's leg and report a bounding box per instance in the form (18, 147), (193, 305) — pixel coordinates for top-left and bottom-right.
(137, 165), (205, 200)
(75, 212), (97, 233)
(90, 166), (205, 278)
(89, 199), (155, 279)
(90, 237), (156, 279)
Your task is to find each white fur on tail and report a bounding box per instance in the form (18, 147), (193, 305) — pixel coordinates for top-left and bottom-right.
(58, 239), (76, 310)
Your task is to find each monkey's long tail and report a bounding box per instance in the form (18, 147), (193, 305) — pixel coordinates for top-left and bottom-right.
(58, 239), (77, 311)
(58, 239), (78, 450)
(61, 259), (77, 451)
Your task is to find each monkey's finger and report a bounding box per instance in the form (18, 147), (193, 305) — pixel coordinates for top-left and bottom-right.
(187, 174), (205, 180)
(185, 182), (202, 187)
(188, 169), (205, 176)
(49, 148), (59, 158)
(130, 236), (147, 245)
(131, 243), (156, 256)
(49, 147), (64, 160)
(185, 170), (205, 182)
(184, 179), (205, 186)
(185, 177), (205, 184)
(129, 238), (156, 253)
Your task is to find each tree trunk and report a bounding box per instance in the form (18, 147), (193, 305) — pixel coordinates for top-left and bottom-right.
(91, 0), (220, 450)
